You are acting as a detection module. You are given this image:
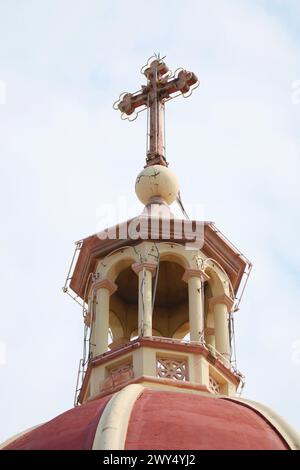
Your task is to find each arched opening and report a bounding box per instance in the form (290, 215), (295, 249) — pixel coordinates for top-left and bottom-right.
(173, 321), (190, 340)
(130, 329), (139, 341)
(203, 267), (230, 352)
(108, 311), (127, 350)
(110, 265), (138, 344)
(171, 275), (211, 343)
(152, 260), (189, 338)
(204, 266), (227, 297)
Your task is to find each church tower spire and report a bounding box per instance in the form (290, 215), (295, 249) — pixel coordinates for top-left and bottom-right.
(67, 56), (251, 406)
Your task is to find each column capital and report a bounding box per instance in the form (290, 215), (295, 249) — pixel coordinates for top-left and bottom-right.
(131, 261), (157, 276)
(209, 294), (234, 311)
(93, 278), (117, 296)
(182, 268), (209, 284)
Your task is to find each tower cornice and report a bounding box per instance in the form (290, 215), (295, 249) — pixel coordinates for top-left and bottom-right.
(69, 223), (248, 301)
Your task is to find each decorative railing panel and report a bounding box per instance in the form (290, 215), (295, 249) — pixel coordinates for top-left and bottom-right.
(209, 375), (220, 394)
(157, 357), (188, 381)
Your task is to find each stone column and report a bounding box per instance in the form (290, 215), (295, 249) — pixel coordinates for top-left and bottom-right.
(209, 294), (233, 365)
(182, 268), (209, 342)
(85, 293), (95, 357)
(132, 262), (157, 337)
(93, 278), (117, 356)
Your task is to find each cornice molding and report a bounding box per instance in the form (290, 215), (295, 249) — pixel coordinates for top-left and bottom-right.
(209, 294), (234, 311)
(182, 268), (210, 283)
(131, 261), (157, 276)
(92, 278), (117, 296)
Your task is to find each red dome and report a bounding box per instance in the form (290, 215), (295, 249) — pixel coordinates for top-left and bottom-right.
(3, 394), (112, 450)
(2, 389), (290, 450)
(125, 390), (288, 450)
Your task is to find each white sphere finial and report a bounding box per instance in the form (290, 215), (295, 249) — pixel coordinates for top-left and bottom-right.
(135, 165), (179, 206)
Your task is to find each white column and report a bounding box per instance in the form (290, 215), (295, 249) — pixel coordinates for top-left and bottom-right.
(209, 294), (233, 365)
(182, 268), (209, 342)
(93, 278), (117, 356)
(132, 262), (157, 337)
(85, 293), (95, 357)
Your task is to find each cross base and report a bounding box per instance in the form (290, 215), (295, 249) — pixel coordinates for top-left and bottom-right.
(145, 152), (168, 168)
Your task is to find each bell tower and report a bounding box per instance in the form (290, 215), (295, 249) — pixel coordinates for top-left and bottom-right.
(65, 56), (251, 406)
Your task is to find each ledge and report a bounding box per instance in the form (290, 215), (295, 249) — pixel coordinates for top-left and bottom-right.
(86, 376), (211, 403)
(78, 337), (241, 403)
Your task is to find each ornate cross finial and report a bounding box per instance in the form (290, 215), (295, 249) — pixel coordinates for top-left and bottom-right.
(114, 55), (199, 167)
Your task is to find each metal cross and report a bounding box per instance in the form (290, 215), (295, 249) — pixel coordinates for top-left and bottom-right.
(114, 55), (199, 167)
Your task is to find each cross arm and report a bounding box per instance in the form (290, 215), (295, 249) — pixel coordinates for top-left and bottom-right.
(118, 88), (148, 116)
(159, 70), (198, 99)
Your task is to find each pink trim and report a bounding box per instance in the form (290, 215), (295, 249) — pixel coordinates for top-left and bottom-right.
(182, 268), (209, 283)
(131, 261), (157, 276)
(92, 278), (117, 296)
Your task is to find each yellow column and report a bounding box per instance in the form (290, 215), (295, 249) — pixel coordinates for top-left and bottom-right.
(85, 293), (96, 357)
(209, 294), (233, 365)
(132, 262), (157, 337)
(93, 278), (117, 356)
(182, 269), (209, 342)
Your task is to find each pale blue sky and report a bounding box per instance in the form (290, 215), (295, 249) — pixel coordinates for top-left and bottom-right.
(0, 0), (300, 442)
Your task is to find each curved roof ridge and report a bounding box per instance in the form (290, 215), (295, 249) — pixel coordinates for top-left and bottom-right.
(221, 396), (300, 450)
(92, 384), (144, 450)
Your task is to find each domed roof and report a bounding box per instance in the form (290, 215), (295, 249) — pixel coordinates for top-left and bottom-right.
(2, 386), (297, 450)
(2, 394), (112, 450)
